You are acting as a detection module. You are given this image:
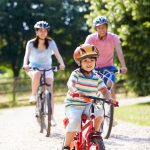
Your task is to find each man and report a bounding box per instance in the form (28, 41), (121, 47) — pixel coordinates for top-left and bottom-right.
(84, 16), (127, 101)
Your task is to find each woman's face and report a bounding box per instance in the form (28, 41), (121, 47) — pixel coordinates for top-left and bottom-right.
(96, 24), (107, 38)
(36, 28), (48, 40)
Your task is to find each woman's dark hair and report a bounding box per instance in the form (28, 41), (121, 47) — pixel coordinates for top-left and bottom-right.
(33, 37), (52, 49)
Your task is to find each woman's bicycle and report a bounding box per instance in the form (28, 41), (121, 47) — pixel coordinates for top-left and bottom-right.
(63, 94), (115, 150)
(96, 67), (120, 139)
(31, 66), (59, 137)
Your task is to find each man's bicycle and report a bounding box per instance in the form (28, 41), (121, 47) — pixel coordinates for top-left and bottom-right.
(31, 66), (59, 137)
(63, 94), (115, 150)
(96, 67), (120, 139)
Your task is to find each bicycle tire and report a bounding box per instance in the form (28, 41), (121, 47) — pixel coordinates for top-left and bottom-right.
(91, 137), (105, 150)
(36, 93), (45, 133)
(100, 103), (114, 139)
(45, 91), (52, 137)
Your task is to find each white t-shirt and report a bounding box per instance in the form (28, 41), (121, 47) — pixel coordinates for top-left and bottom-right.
(26, 39), (58, 69)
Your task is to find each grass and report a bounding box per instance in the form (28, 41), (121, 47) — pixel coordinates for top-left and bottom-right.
(115, 102), (150, 126)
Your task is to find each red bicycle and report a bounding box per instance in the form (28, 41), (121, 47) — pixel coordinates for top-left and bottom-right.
(63, 95), (114, 150)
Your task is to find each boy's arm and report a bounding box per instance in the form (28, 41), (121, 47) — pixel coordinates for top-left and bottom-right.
(67, 77), (85, 97)
(67, 81), (76, 92)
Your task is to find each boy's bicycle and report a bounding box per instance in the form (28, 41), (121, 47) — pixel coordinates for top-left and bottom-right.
(96, 67), (120, 139)
(31, 66), (59, 137)
(63, 94), (115, 150)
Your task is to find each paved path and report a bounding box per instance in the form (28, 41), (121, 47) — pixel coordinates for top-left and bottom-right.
(119, 96), (150, 106)
(0, 97), (150, 150)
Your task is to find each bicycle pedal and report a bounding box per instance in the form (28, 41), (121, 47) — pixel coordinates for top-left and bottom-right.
(35, 114), (39, 118)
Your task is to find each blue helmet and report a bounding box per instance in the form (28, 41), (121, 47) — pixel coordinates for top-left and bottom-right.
(34, 21), (50, 30)
(93, 16), (108, 27)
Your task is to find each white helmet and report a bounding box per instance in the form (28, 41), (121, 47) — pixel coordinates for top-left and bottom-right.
(34, 21), (50, 30)
(93, 16), (108, 27)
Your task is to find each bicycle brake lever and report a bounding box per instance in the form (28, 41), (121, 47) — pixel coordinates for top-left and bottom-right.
(114, 101), (119, 107)
(53, 66), (59, 72)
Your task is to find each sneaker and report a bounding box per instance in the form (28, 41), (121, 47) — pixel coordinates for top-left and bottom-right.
(29, 95), (37, 103)
(62, 146), (70, 150)
(112, 119), (118, 127)
(51, 116), (57, 126)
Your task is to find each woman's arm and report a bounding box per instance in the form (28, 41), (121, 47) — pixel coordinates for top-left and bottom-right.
(51, 41), (65, 70)
(54, 49), (65, 70)
(23, 41), (31, 72)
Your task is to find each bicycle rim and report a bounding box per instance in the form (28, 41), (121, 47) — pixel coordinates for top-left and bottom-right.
(100, 103), (114, 139)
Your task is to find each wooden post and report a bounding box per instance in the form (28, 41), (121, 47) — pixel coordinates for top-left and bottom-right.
(12, 77), (17, 105)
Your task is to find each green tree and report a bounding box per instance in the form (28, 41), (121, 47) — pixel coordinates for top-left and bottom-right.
(0, 0), (89, 77)
(85, 0), (150, 96)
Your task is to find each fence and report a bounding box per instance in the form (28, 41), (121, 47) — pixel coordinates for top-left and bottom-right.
(0, 77), (128, 105)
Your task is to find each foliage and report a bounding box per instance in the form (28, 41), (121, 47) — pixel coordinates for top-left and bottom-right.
(0, 0), (89, 77)
(85, 0), (150, 96)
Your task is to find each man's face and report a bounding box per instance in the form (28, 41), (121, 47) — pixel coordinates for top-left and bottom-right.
(96, 24), (107, 38)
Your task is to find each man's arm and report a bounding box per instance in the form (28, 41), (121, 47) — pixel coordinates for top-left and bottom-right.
(115, 43), (127, 74)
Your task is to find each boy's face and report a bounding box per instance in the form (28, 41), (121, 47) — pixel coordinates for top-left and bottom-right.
(80, 57), (96, 72)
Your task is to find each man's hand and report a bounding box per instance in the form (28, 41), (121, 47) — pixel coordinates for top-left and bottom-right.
(121, 67), (127, 74)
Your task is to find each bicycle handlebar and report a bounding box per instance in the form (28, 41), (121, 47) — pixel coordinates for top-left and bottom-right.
(70, 92), (119, 107)
(95, 67), (122, 74)
(31, 66), (60, 72)
(84, 95), (119, 107)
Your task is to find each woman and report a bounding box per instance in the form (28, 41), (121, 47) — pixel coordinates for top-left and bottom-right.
(23, 21), (65, 125)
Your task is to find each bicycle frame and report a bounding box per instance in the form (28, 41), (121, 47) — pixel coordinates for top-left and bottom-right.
(32, 66), (59, 136)
(64, 96), (111, 150)
(78, 104), (102, 150)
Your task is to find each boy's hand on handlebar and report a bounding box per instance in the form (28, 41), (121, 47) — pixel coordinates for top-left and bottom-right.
(70, 91), (86, 97)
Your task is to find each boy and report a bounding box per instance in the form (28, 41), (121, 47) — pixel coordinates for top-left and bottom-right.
(63, 44), (112, 150)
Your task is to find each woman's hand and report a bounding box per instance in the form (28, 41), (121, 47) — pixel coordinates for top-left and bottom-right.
(23, 65), (30, 72)
(59, 64), (65, 70)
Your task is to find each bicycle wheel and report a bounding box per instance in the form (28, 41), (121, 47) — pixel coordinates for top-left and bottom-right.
(100, 103), (114, 139)
(45, 91), (52, 137)
(91, 137), (105, 150)
(36, 93), (45, 133)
